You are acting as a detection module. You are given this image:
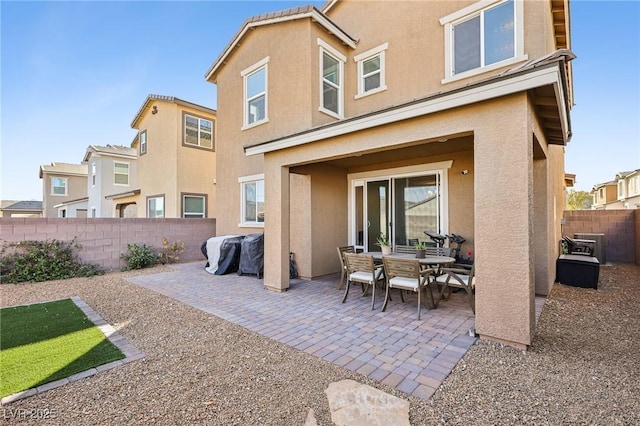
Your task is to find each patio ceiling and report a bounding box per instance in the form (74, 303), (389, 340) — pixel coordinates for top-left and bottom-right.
(292, 135), (473, 171)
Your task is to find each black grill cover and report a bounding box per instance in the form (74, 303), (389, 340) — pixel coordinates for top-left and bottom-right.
(238, 233), (264, 278)
(215, 236), (245, 275)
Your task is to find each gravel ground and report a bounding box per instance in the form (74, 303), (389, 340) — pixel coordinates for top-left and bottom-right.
(1, 263), (638, 425)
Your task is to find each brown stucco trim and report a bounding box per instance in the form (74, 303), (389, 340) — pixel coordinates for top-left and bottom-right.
(181, 111), (215, 152)
(105, 189), (141, 200)
(180, 192), (208, 218)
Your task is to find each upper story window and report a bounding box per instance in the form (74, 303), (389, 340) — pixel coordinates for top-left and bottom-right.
(239, 174), (264, 227)
(91, 163), (96, 187)
(440, 0), (526, 83)
(318, 39), (345, 118)
(51, 177), (67, 196)
(114, 162), (129, 185)
(182, 194), (206, 218)
(140, 130), (147, 155)
(630, 176), (640, 196)
(618, 180), (626, 199)
(184, 113), (214, 149)
(354, 43), (388, 98)
(598, 188), (604, 200)
(147, 195), (165, 218)
(242, 57), (269, 129)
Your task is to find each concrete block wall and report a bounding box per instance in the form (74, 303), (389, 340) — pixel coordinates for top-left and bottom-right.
(563, 210), (636, 264)
(0, 218), (216, 271)
(636, 210), (640, 266)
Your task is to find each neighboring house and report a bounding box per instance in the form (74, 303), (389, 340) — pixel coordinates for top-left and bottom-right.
(592, 169), (640, 210)
(39, 162), (88, 218)
(206, 0), (574, 349)
(53, 197), (89, 218)
(83, 144), (138, 217)
(0, 200), (43, 218)
(116, 95), (217, 219)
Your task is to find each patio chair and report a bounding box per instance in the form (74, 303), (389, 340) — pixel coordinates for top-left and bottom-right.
(433, 263), (475, 313)
(395, 245), (416, 255)
(382, 257), (435, 320)
(337, 245), (356, 290)
(562, 236), (595, 257)
(342, 253), (384, 310)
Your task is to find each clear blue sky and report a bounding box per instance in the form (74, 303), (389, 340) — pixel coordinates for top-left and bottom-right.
(1, 0), (639, 201)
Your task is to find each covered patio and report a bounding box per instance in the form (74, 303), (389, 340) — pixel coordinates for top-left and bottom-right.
(127, 262), (545, 400)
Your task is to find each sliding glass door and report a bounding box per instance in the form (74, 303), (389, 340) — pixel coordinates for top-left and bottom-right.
(352, 168), (445, 251)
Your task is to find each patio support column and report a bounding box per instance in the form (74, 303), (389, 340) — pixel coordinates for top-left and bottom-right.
(533, 137), (552, 296)
(474, 95), (535, 349)
(263, 161), (290, 292)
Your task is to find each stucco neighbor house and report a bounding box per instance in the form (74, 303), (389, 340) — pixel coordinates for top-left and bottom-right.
(83, 144), (138, 218)
(111, 95), (217, 219)
(592, 169), (640, 210)
(39, 162), (88, 218)
(205, 0), (574, 349)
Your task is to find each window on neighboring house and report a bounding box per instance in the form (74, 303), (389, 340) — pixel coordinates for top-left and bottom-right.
(440, 0), (525, 81)
(239, 175), (264, 226)
(355, 43), (388, 98)
(114, 162), (129, 185)
(52, 177), (67, 195)
(91, 163), (96, 186)
(184, 113), (214, 149)
(598, 188), (604, 200)
(242, 57), (269, 128)
(182, 194), (206, 218)
(147, 195), (165, 218)
(618, 181), (626, 199)
(318, 39), (345, 118)
(140, 131), (147, 155)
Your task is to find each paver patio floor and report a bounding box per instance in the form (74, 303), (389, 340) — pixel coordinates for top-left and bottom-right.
(127, 262), (544, 400)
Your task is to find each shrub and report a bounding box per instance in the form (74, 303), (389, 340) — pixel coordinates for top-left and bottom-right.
(121, 243), (157, 271)
(0, 239), (103, 284)
(157, 237), (186, 265)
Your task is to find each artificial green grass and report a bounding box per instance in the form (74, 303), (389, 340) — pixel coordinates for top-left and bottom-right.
(0, 298), (125, 397)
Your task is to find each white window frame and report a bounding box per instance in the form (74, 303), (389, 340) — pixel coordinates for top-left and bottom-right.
(91, 163), (96, 187)
(147, 196), (165, 218)
(440, 0), (527, 84)
(241, 57), (269, 130)
(618, 180), (626, 200)
(51, 177), (68, 196)
(114, 161), (130, 186)
(184, 113), (214, 149)
(354, 43), (388, 99)
(182, 194), (206, 218)
(317, 38), (345, 119)
(238, 174), (265, 228)
(140, 130), (147, 155)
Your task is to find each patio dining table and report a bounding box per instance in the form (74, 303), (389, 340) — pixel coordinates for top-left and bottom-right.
(365, 252), (456, 268)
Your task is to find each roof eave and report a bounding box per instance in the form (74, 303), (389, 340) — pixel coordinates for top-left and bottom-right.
(205, 8), (356, 83)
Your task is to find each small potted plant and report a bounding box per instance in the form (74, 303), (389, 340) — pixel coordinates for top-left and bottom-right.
(414, 241), (426, 258)
(376, 234), (392, 255)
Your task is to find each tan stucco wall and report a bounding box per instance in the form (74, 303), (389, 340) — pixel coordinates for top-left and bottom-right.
(325, 0), (559, 117)
(42, 173), (87, 218)
(133, 100), (216, 218)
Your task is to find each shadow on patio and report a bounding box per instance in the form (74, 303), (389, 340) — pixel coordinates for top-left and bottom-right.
(127, 261), (539, 400)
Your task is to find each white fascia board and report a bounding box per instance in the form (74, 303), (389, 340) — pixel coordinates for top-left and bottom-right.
(246, 65), (568, 156)
(206, 9), (355, 81)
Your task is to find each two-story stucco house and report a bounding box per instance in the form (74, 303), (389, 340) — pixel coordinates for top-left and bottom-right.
(107, 95), (218, 219)
(83, 144), (138, 218)
(592, 169), (640, 210)
(39, 162), (88, 218)
(206, 0), (573, 348)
